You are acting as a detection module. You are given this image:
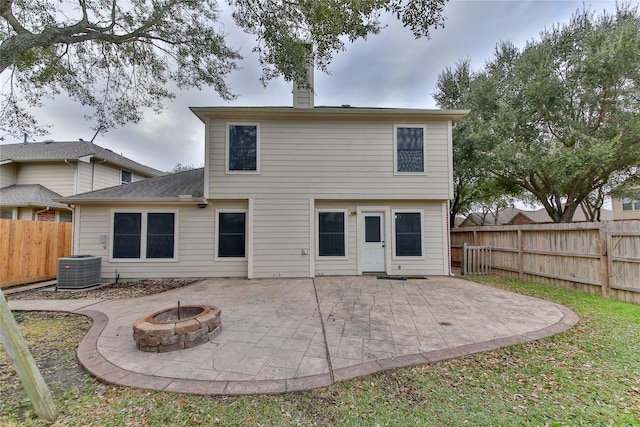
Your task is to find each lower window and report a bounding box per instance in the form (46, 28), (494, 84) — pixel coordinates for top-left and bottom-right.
(112, 212), (175, 259)
(318, 211), (346, 257)
(218, 212), (246, 258)
(394, 212), (422, 257)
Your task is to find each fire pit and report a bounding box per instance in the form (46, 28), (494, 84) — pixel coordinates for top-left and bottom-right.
(133, 303), (221, 352)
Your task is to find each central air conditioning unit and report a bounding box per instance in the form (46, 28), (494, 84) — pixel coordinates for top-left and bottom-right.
(57, 255), (102, 289)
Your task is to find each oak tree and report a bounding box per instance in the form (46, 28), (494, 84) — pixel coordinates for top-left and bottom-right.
(1, 0), (448, 139)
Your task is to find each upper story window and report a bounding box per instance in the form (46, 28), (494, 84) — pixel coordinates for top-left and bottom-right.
(227, 124), (259, 173)
(121, 170), (132, 184)
(112, 211), (176, 260)
(622, 197), (640, 211)
(394, 125), (426, 174)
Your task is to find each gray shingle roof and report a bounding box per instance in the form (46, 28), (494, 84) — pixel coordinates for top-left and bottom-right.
(0, 184), (68, 208)
(57, 168), (204, 203)
(0, 141), (163, 177)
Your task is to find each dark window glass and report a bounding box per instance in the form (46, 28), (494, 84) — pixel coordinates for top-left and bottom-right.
(622, 197), (640, 211)
(365, 216), (381, 243)
(121, 170), (132, 184)
(1, 208), (13, 219)
(58, 210), (72, 223)
(146, 213), (175, 258)
(397, 127), (424, 172)
(319, 212), (345, 257)
(219, 213), (246, 257)
(229, 125), (257, 171)
(395, 213), (422, 257)
(113, 213), (141, 258)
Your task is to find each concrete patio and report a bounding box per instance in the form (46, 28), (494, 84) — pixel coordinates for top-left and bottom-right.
(8, 276), (578, 395)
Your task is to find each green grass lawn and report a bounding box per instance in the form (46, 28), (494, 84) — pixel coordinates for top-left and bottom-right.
(1, 277), (639, 426)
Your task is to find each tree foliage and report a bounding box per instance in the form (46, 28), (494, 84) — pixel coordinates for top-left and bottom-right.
(0, 0), (448, 139)
(436, 4), (640, 223)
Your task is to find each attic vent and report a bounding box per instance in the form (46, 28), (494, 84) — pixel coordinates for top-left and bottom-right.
(44, 140), (55, 144)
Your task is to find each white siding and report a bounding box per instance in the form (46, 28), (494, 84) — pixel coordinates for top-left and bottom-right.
(16, 163), (76, 196)
(313, 200), (448, 277)
(252, 197), (312, 278)
(207, 119), (452, 200)
(612, 195), (640, 220)
(0, 163), (17, 188)
(76, 161), (93, 194)
(73, 201), (248, 281)
(205, 117), (452, 278)
(92, 163), (125, 189)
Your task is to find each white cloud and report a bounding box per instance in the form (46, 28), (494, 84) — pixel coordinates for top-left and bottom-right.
(1, 0), (634, 172)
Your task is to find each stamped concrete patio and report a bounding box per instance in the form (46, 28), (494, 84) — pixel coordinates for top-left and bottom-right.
(8, 276), (578, 395)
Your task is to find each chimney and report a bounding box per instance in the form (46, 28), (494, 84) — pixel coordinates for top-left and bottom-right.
(292, 43), (314, 109)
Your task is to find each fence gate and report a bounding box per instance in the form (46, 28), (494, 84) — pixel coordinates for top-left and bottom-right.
(462, 243), (492, 275)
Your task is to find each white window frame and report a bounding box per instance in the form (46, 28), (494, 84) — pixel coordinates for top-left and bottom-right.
(315, 209), (349, 260)
(215, 209), (248, 261)
(622, 197), (640, 211)
(121, 169), (132, 184)
(1, 207), (16, 220)
(393, 124), (427, 175)
(109, 209), (179, 262)
(226, 122), (260, 174)
(391, 209), (425, 260)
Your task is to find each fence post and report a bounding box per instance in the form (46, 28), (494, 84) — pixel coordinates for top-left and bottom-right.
(599, 226), (610, 298)
(462, 242), (468, 275)
(517, 229), (524, 280)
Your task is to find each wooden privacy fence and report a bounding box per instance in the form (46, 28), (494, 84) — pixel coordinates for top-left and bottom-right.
(0, 219), (72, 288)
(451, 221), (640, 305)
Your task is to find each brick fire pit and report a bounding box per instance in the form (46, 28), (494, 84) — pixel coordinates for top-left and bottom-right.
(133, 305), (221, 352)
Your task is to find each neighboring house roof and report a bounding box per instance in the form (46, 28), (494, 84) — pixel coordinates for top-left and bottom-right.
(57, 168), (204, 203)
(0, 140), (163, 177)
(460, 207), (523, 227)
(0, 184), (68, 209)
(460, 207), (614, 226)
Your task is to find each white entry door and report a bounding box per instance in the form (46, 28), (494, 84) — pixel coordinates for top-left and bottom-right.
(362, 213), (385, 272)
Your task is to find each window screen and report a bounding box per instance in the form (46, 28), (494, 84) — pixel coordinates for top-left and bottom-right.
(146, 213), (175, 258)
(218, 212), (246, 257)
(229, 125), (257, 171)
(113, 213), (141, 258)
(319, 212), (345, 257)
(395, 213), (422, 257)
(396, 127), (424, 172)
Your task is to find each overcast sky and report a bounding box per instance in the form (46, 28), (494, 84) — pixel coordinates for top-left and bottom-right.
(2, 0), (635, 172)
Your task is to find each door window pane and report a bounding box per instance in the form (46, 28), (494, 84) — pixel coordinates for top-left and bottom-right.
(113, 213), (141, 258)
(396, 127), (424, 172)
(229, 125), (257, 171)
(395, 213), (422, 257)
(218, 212), (246, 257)
(146, 213), (175, 258)
(319, 212), (345, 257)
(365, 216), (381, 242)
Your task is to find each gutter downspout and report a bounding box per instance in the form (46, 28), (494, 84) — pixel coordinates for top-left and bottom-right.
(34, 206), (50, 221)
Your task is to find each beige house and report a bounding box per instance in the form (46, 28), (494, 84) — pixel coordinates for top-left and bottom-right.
(59, 81), (468, 280)
(0, 140), (163, 221)
(612, 188), (640, 220)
